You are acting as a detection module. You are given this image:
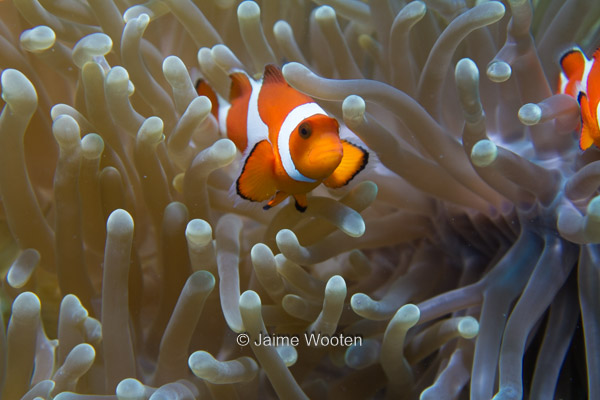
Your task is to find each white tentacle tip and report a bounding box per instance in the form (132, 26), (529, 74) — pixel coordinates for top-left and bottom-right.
(1, 69), (38, 114)
(518, 103), (542, 126)
(162, 55), (189, 86)
(12, 291), (41, 320)
(487, 60), (511, 83)
(393, 303), (420, 326)
(471, 139), (498, 167)
(458, 316), (479, 339)
(343, 95), (366, 122)
(127, 12), (150, 32)
(325, 275), (347, 296)
(273, 20), (292, 37)
(20, 26), (56, 52)
(587, 196), (600, 222)
(350, 293), (377, 317)
(72, 33), (113, 69)
(81, 133), (105, 159)
(138, 116), (164, 144)
(238, 1), (260, 19)
(186, 219), (213, 246)
(239, 290), (262, 310)
(455, 58), (479, 83)
(116, 378), (146, 400)
(52, 115), (81, 148)
(207, 138), (237, 166)
(107, 209), (134, 237)
(315, 5), (336, 21)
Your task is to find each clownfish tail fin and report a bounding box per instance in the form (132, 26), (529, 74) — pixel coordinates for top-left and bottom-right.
(262, 64), (287, 85)
(195, 79), (220, 120)
(559, 48), (585, 80)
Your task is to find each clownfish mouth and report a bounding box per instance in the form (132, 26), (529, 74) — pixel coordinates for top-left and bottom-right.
(307, 146), (343, 166)
(304, 146), (343, 180)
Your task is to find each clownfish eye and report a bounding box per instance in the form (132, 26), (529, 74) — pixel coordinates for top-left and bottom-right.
(298, 122), (312, 139)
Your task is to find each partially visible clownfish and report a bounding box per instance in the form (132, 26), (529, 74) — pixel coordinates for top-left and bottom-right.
(558, 46), (600, 150)
(196, 64), (368, 212)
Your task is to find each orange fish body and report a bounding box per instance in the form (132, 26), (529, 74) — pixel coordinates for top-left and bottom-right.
(558, 47), (600, 150)
(197, 65), (368, 211)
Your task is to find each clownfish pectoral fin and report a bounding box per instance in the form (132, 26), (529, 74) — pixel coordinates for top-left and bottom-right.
(293, 194), (307, 212)
(323, 140), (369, 188)
(229, 72), (253, 102)
(578, 92), (597, 150)
(236, 140), (277, 202)
(195, 79), (219, 120)
(263, 191), (289, 210)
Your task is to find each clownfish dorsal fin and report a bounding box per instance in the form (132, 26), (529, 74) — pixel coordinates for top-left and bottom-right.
(229, 72), (252, 102)
(236, 140), (278, 202)
(323, 140), (369, 188)
(578, 92), (596, 150)
(258, 64), (314, 132)
(262, 64), (287, 86)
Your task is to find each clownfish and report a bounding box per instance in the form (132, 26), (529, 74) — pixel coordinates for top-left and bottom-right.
(558, 47), (600, 150)
(196, 64), (368, 212)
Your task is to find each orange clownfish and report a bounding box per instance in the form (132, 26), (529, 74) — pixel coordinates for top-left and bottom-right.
(197, 64), (368, 212)
(558, 47), (600, 150)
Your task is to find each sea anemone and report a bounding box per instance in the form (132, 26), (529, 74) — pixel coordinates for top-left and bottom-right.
(0, 0), (599, 399)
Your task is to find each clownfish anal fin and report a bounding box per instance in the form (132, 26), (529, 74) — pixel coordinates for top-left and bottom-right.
(323, 140), (369, 188)
(578, 92), (597, 150)
(236, 140), (277, 201)
(229, 72), (252, 102)
(262, 64), (287, 85)
(265, 191), (289, 210)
